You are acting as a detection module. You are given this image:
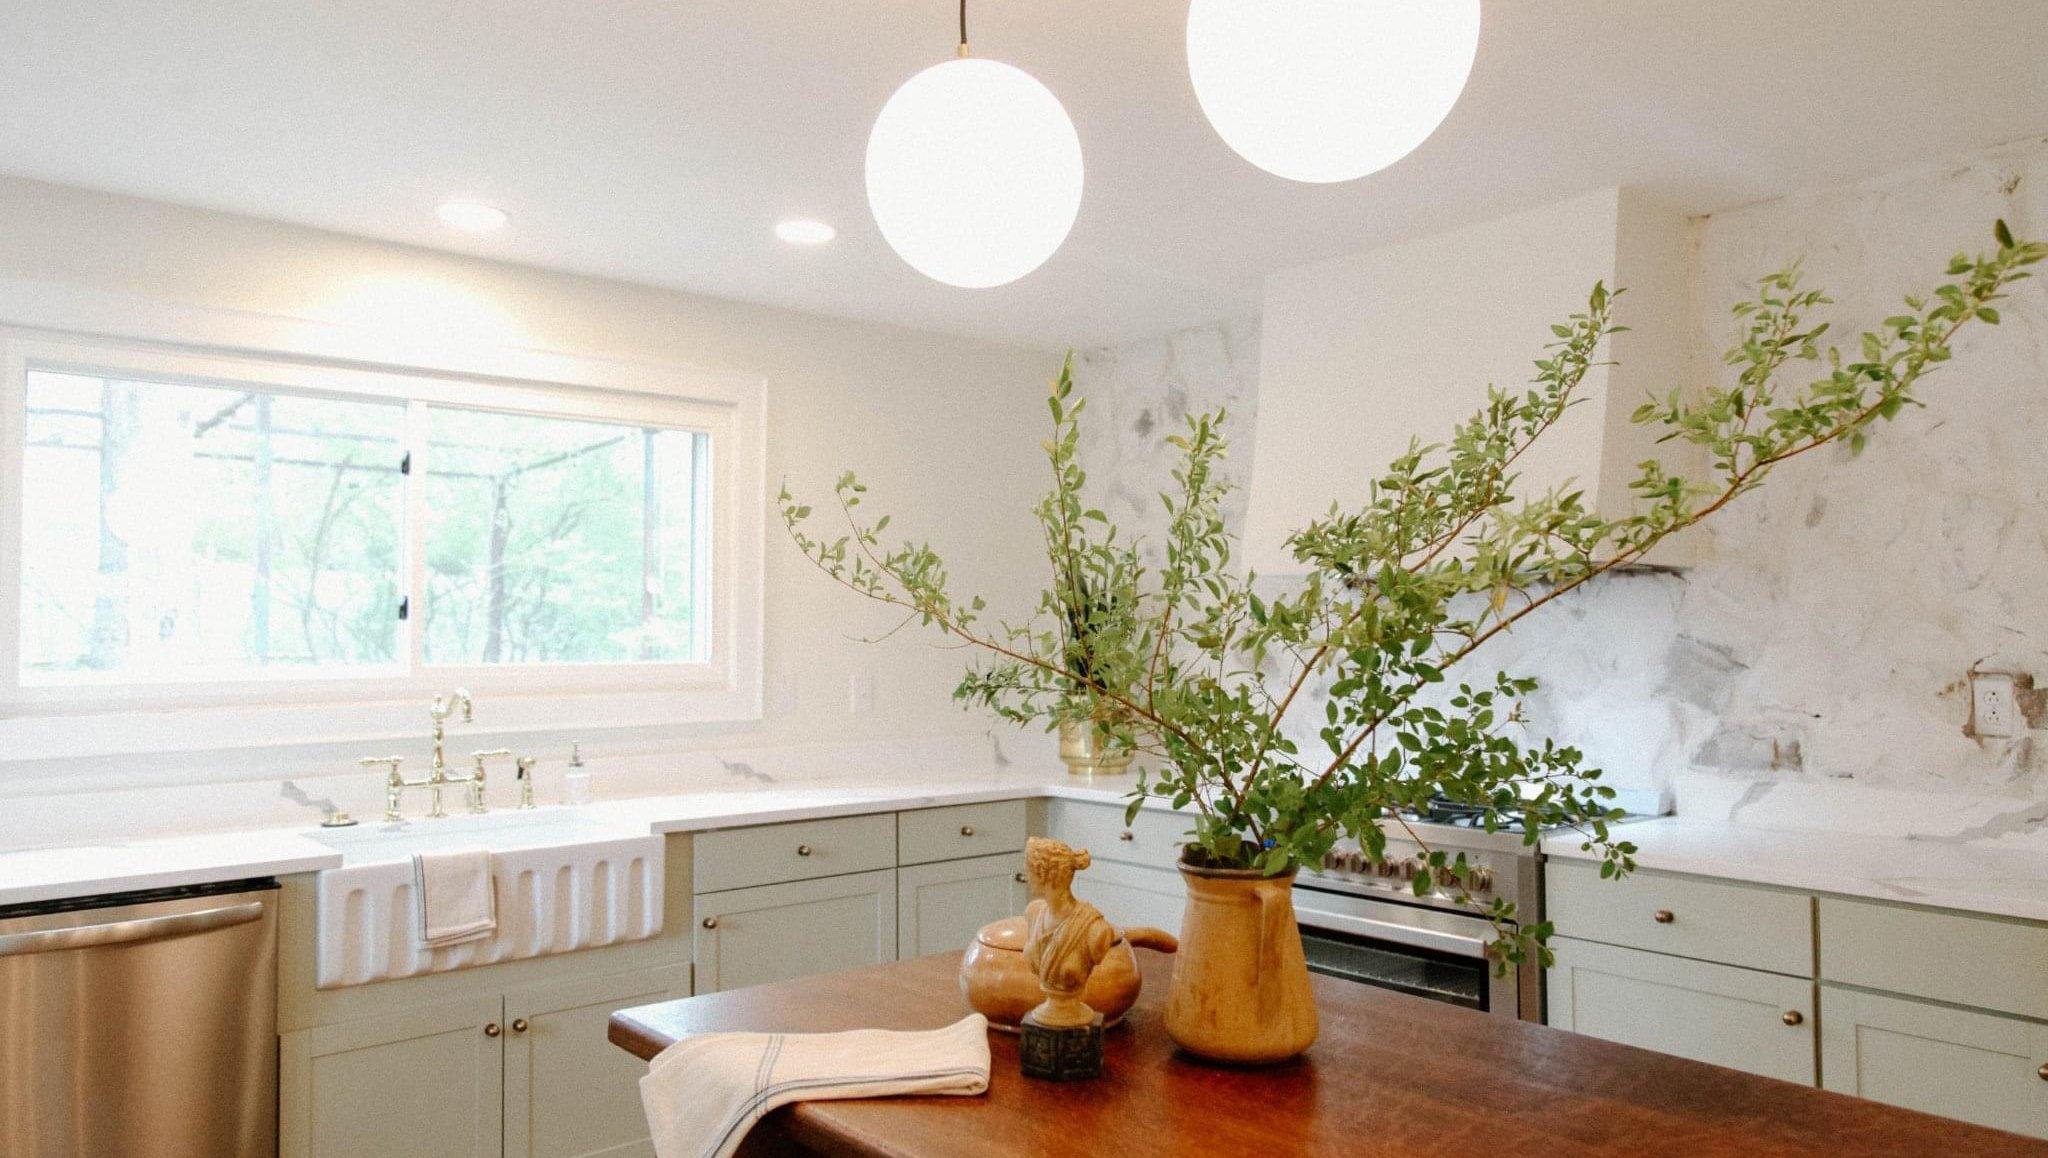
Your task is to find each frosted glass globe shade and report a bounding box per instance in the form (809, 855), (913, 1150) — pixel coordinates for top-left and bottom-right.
(865, 57), (1084, 288)
(1187, 0), (1481, 184)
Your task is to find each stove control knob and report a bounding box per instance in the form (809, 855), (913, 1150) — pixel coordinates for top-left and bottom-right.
(1398, 859), (1418, 880)
(1321, 851), (1341, 871)
(1469, 868), (1494, 893)
(1344, 851), (1366, 873)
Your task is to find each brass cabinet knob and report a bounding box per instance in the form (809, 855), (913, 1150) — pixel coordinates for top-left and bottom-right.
(796, 844), (813, 857)
(1652, 909), (1675, 924)
(511, 1019), (529, 1034)
(484, 1022), (501, 1037)
(1782, 1010), (1804, 1026)
(701, 917), (719, 929)
(2037, 1062), (2048, 1082)
(1118, 831), (1135, 842)
(1013, 872), (1026, 883)
(960, 825), (976, 837)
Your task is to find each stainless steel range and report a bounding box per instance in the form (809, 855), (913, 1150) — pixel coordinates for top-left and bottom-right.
(1292, 799), (1553, 1021)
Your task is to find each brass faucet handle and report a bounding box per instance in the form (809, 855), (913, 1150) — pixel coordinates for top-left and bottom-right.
(358, 755), (406, 781)
(469, 747), (513, 767)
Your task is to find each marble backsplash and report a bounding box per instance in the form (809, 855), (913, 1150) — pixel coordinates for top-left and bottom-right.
(1073, 137), (2048, 802)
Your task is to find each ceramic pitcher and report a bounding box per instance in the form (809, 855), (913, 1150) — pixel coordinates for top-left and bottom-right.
(1163, 860), (1319, 1064)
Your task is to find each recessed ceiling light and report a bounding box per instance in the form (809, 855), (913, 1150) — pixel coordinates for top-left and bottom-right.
(436, 200), (509, 233)
(775, 219), (837, 245)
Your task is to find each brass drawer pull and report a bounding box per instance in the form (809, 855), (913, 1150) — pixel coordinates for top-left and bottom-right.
(2038, 1062), (2048, 1082)
(484, 1022), (501, 1037)
(1118, 831), (1135, 842)
(1652, 909), (1675, 924)
(960, 825), (976, 837)
(796, 844), (814, 857)
(1781, 1010), (1803, 1026)
(701, 917), (719, 929)
(1013, 872), (1026, 883)
(511, 1018), (529, 1034)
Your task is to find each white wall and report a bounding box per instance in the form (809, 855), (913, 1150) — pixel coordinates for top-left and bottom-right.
(0, 175), (1061, 824)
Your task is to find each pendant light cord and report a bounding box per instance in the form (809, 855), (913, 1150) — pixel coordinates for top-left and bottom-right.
(957, 0), (969, 57)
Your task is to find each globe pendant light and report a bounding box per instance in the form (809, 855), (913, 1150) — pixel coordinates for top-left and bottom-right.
(1187, 0), (1481, 184)
(866, 1), (1083, 288)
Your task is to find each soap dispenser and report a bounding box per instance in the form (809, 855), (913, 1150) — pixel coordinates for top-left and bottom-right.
(564, 741), (592, 805)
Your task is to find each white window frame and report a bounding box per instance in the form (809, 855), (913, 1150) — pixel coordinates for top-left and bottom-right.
(0, 314), (764, 761)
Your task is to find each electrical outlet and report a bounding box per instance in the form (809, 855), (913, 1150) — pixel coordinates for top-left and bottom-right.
(1970, 671), (2019, 738)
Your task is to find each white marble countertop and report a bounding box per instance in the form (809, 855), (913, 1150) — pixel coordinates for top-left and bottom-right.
(0, 762), (1144, 909)
(0, 828), (345, 908)
(12, 750), (2048, 926)
(1543, 773), (2048, 923)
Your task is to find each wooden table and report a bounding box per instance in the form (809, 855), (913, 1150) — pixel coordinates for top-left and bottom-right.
(612, 951), (2045, 1157)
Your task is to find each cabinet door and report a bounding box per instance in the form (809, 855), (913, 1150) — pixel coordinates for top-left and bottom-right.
(281, 995), (503, 1158)
(1071, 858), (1186, 934)
(1821, 985), (2048, 1139)
(1547, 937), (1815, 1085)
(693, 868), (897, 993)
(505, 965), (692, 1158)
(898, 852), (1027, 958)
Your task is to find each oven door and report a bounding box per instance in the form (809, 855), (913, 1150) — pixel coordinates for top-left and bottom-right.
(1292, 885), (1524, 1017)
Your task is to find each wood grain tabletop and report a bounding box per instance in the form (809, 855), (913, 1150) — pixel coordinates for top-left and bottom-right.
(611, 950), (2045, 1157)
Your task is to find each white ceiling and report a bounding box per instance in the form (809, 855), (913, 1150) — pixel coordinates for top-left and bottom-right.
(2, 1), (2045, 350)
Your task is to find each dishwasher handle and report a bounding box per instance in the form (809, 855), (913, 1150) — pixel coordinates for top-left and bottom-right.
(0, 900), (265, 958)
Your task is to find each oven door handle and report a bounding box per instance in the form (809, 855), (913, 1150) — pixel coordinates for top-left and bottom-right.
(1295, 907), (1494, 960)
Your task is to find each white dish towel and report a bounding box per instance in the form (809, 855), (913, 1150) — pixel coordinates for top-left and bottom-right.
(411, 848), (497, 948)
(640, 1013), (991, 1158)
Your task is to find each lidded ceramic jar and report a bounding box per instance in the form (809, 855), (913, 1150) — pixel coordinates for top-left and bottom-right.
(958, 915), (1177, 1030)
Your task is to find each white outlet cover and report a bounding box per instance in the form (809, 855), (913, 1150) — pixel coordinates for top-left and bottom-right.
(1972, 671), (2019, 738)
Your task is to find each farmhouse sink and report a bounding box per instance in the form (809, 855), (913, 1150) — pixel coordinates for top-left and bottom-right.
(310, 810), (664, 989)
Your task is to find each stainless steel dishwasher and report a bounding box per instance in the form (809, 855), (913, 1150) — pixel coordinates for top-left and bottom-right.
(0, 878), (279, 1158)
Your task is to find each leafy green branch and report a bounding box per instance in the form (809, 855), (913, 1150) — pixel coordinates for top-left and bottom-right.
(779, 222), (2044, 969)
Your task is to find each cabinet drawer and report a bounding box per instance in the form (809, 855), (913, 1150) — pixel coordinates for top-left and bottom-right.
(1547, 936), (1816, 1085)
(1820, 985), (2048, 1139)
(1819, 897), (2048, 1021)
(1043, 798), (1190, 869)
(898, 800), (1027, 866)
(1546, 858), (1812, 975)
(692, 814), (895, 894)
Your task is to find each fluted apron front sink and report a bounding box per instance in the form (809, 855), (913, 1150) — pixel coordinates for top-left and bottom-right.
(310, 811), (663, 989)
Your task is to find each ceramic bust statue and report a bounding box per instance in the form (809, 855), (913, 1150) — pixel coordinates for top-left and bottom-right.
(1020, 837), (1119, 1030)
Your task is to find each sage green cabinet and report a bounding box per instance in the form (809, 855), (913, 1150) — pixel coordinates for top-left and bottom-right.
(282, 964), (692, 1158)
(1546, 936), (1816, 1085)
(1546, 858), (1812, 975)
(1820, 985), (2048, 1140)
(281, 995), (504, 1158)
(897, 852), (1027, 958)
(1819, 897), (2048, 1022)
(505, 966), (690, 1158)
(692, 868), (897, 993)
